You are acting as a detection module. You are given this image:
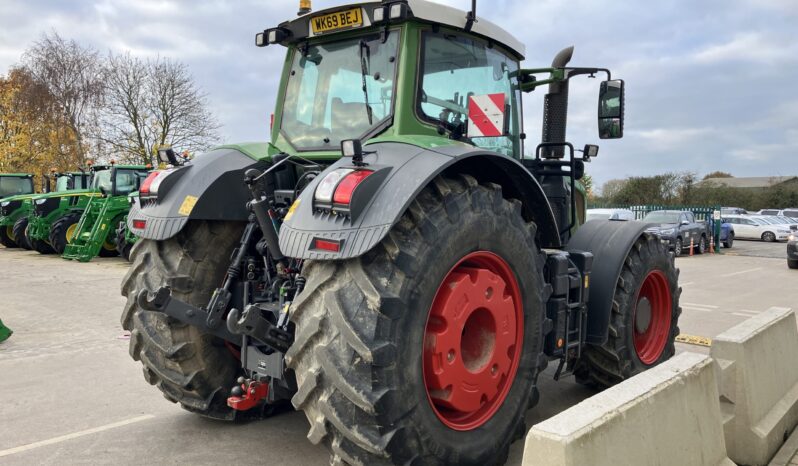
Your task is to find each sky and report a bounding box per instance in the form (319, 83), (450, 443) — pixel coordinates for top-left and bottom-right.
(1, 0), (796, 190)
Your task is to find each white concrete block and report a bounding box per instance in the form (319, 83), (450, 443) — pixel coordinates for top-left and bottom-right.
(523, 352), (733, 466)
(711, 307), (798, 466)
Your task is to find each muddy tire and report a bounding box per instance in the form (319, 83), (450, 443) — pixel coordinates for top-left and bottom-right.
(287, 175), (546, 465)
(0, 225), (18, 248)
(13, 217), (32, 250)
(575, 234), (681, 389)
(49, 212), (83, 255)
(121, 220), (247, 420)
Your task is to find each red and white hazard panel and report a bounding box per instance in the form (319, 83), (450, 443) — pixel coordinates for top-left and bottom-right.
(467, 93), (506, 138)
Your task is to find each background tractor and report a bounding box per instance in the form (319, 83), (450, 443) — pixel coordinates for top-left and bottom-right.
(122, 1), (680, 465)
(62, 164), (149, 262)
(0, 173), (40, 248)
(25, 169), (95, 254)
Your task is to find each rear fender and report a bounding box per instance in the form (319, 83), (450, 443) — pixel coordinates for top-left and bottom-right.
(279, 141), (560, 260)
(129, 148), (270, 240)
(566, 220), (656, 345)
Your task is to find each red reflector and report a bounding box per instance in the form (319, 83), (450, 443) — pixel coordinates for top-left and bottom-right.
(132, 219), (147, 229)
(313, 238), (341, 252)
(332, 170), (373, 205)
(140, 172), (160, 195)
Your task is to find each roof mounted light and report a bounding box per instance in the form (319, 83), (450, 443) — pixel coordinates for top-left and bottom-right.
(373, 6), (386, 23)
(389, 3), (408, 19)
(157, 146), (178, 165)
(257, 27), (290, 47)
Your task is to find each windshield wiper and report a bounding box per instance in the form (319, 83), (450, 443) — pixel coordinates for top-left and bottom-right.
(359, 40), (373, 125)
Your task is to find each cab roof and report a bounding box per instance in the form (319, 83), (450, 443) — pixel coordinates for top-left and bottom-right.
(0, 173), (33, 178)
(286, 0), (525, 59)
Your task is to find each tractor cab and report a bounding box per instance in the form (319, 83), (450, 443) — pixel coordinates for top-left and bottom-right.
(259, 0), (622, 164)
(91, 165), (149, 197)
(53, 172), (92, 192)
(0, 174), (35, 199)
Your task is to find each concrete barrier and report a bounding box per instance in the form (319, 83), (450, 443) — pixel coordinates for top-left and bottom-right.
(522, 352), (733, 466)
(711, 306), (798, 466)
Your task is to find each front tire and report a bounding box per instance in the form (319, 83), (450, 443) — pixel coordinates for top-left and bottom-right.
(575, 233), (681, 389)
(49, 212), (83, 255)
(762, 231), (776, 242)
(673, 237), (682, 257)
(0, 225), (18, 248)
(789, 259), (798, 270)
(287, 175), (546, 465)
(121, 221), (245, 419)
(13, 218), (32, 250)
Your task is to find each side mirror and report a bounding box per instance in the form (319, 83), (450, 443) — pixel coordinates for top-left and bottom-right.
(598, 79), (624, 139)
(681, 220), (689, 226)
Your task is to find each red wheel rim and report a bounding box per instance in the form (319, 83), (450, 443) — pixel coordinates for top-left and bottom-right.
(423, 251), (523, 431)
(632, 270), (672, 365)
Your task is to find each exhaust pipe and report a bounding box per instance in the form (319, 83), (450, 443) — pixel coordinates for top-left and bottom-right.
(541, 46), (574, 159)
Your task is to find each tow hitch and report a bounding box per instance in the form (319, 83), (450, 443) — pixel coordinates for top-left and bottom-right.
(227, 377), (270, 411)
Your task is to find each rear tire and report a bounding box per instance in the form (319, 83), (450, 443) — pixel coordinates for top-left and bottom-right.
(762, 231), (776, 242)
(789, 259), (798, 270)
(673, 237), (682, 257)
(49, 212), (83, 255)
(98, 216), (123, 257)
(0, 225), (18, 248)
(288, 175), (546, 466)
(121, 221), (247, 420)
(695, 235), (706, 255)
(724, 232), (734, 249)
(115, 220), (133, 261)
(575, 233), (681, 389)
(13, 218), (32, 250)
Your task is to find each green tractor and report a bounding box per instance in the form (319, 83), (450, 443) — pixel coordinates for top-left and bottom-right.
(25, 170), (96, 254)
(123, 1), (680, 464)
(62, 164), (149, 262)
(0, 173), (39, 248)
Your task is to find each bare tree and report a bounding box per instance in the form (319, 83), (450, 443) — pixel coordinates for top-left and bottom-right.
(22, 31), (105, 162)
(100, 54), (220, 166)
(98, 53), (153, 164)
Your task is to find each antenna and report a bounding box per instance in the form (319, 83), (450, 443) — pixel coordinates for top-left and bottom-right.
(464, 0), (477, 32)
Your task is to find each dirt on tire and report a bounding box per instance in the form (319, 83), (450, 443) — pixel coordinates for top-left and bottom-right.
(287, 175), (547, 466)
(120, 220), (247, 420)
(575, 233), (681, 389)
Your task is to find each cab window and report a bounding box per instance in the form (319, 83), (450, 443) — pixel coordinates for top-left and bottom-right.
(418, 30), (522, 157)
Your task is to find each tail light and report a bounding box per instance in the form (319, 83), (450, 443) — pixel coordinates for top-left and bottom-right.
(333, 170), (373, 205)
(132, 219), (147, 229)
(140, 169), (174, 198)
(314, 168), (374, 207)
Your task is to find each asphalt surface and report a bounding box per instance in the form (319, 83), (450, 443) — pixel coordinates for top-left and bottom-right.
(0, 240), (795, 465)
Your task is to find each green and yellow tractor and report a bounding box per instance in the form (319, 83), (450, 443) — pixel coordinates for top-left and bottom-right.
(25, 170), (97, 254)
(0, 173), (39, 249)
(122, 1), (679, 464)
(62, 165), (149, 262)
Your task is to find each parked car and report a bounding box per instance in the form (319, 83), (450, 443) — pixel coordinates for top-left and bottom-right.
(788, 233), (798, 269)
(712, 218), (735, 248)
(721, 207), (748, 216)
(762, 215), (798, 230)
(723, 215), (793, 242)
(585, 208), (635, 222)
(757, 208), (798, 220)
(643, 210), (709, 256)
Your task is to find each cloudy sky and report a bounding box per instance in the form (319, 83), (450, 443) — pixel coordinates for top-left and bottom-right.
(1, 0), (796, 188)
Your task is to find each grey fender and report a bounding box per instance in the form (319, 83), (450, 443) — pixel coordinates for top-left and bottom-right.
(128, 147), (268, 240)
(566, 220), (656, 345)
(279, 141), (560, 260)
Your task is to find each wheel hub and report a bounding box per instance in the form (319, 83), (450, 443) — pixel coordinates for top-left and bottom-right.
(423, 251), (523, 431)
(632, 270), (672, 365)
(635, 297), (652, 333)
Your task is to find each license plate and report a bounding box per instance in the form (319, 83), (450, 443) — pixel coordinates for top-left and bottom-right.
(310, 8), (363, 34)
